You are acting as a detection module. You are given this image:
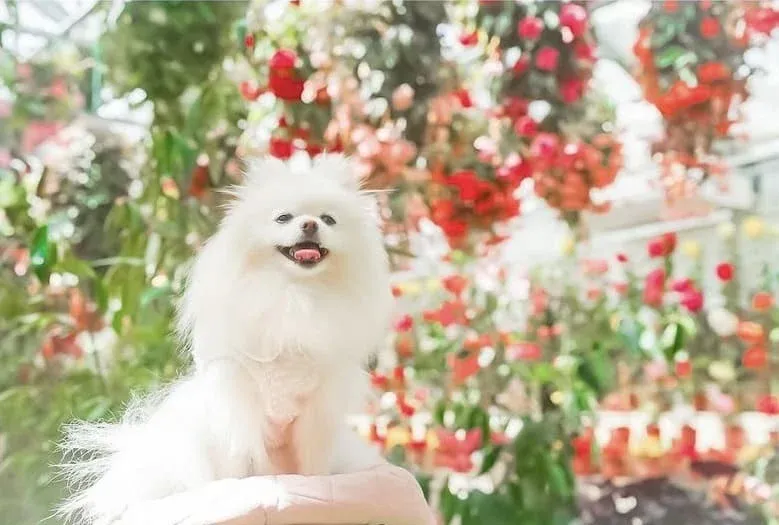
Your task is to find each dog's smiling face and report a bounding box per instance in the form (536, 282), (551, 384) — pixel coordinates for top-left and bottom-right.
(224, 154), (383, 279)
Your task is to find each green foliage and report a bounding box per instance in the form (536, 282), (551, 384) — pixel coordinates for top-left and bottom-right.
(102, 0), (245, 127)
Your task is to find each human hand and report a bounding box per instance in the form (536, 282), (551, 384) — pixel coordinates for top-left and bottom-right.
(115, 463), (435, 525)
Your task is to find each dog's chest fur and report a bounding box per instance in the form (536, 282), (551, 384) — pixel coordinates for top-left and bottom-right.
(249, 355), (322, 424)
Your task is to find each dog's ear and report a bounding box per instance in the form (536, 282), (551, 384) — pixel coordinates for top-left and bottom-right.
(311, 153), (361, 191)
(242, 156), (288, 183)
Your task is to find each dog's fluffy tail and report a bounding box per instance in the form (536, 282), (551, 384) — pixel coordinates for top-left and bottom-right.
(57, 383), (200, 524)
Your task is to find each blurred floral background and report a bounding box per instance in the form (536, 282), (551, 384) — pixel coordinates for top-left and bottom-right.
(2, 0), (779, 524)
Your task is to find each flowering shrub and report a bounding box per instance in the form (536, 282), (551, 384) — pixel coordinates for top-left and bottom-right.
(366, 217), (779, 523)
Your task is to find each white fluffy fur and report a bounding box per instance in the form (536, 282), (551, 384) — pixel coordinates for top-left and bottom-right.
(61, 154), (392, 524)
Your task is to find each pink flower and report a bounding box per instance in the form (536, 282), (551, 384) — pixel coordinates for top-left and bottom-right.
(517, 16), (544, 40)
(530, 133), (560, 159)
(582, 258), (609, 276)
(506, 342), (542, 361)
(644, 360), (668, 381)
(48, 78), (69, 100)
(535, 47), (560, 72)
(559, 3), (589, 38)
(681, 289), (704, 313)
(16, 63), (32, 80)
(613, 282), (628, 295)
(391, 84), (415, 111)
(643, 268), (666, 307)
(21, 121), (61, 153)
(560, 77), (584, 103)
(394, 314), (413, 332)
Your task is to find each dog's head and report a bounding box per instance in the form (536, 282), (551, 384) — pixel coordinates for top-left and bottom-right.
(224, 154), (383, 280)
(180, 154), (392, 365)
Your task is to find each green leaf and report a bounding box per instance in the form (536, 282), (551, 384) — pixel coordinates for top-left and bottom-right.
(673, 51), (698, 71)
(650, 19), (677, 48)
(655, 45), (687, 69)
(57, 256), (97, 280)
(94, 278), (109, 313)
(547, 460), (571, 498)
(140, 285), (172, 308)
(479, 445), (502, 475)
(30, 225), (56, 283)
(661, 322), (686, 360)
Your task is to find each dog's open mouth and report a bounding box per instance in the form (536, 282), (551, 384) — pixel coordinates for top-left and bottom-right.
(277, 242), (329, 267)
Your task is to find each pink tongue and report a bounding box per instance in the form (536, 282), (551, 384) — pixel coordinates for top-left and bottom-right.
(293, 248), (321, 262)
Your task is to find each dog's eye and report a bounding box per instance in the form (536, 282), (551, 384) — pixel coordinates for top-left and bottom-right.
(275, 213), (293, 224)
(320, 214), (336, 226)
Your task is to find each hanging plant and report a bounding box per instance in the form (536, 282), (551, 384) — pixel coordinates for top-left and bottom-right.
(474, 0), (622, 231)
(633, 1), (777, 208)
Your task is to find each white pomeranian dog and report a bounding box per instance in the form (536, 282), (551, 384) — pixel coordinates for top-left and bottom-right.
(61, 154), (392, 524)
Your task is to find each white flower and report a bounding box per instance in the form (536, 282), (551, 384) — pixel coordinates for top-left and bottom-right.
(707, 307), (738, 337)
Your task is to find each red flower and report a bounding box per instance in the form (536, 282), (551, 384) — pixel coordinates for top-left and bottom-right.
(41, 331), (83, 359)
(559, 3), (588, 38)
(737, 321), (764, 344)
(239, 80), (262, 101)
(394, 314), (413, 333)
(517, 16), (544, 40)
(697, 61), (730, 84)
(396, 337), (414, 358)
(506, 342), (542, 361)
(441, 219), (468, 241)
(459, 31), (479, 46)
(453, 88), (473, 108)
(434, 428), (482, 473)
(560, 77), (584, 103)
(752, 291), (774, 312)
(756, 395), (779, 415)
(699, 16), (720, 39)
(715, 262), (734, 282)
(616, 253), (629, 263)
(504, 96), (529, 118)
(663, 0), (679, 12)
(574, 40), (595, 62)
(675, 359), (692, 378)
(513, 116), (537, 137)
(535, 47), (560, 72)
(680, 289), (704, 313)
(448, 351), (481, 384)
(391, 285), (403, 298)
(743, 346), (767, 369)
(512, 56), (530, 76)
(269, 137), (293, 159)
(244, 34), (255, 48)
(269, 49), (297, 71)
(671, 278), (694, 293)
(648, 232), (676, 258)
(269, 74), (305, 101)
(396, 393), (416, 417)
(443, 275), (468, 296)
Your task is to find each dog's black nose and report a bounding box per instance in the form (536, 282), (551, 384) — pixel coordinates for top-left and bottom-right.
(301, 220), (318, 234)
